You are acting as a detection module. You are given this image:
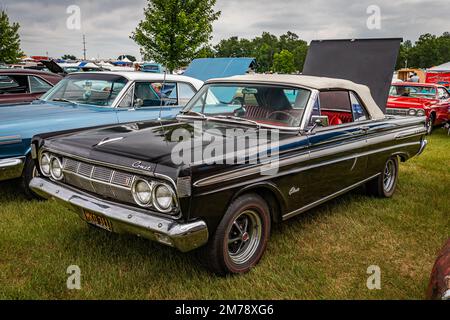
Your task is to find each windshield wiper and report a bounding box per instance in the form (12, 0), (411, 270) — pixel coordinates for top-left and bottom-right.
(178, 110), (207, 119)
(51, 98), (76, 104)
(213, 115), (261, 129)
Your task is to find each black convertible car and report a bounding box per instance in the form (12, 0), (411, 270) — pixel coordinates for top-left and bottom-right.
(29, 73), (427, 275)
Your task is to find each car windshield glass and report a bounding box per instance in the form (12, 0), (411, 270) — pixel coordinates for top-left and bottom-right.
(181, 84), (311, 127)
(390, 85), (437, 99)
(41, 74), (128, 106)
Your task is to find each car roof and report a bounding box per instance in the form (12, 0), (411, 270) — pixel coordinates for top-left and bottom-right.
(0, 68), (61, 77)
(71, 71), (204, 89)
(206, 74), (385, 120)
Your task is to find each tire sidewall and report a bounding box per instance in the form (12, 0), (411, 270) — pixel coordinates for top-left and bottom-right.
(218, 194), (271, 274)
(381, 157), (399, 197)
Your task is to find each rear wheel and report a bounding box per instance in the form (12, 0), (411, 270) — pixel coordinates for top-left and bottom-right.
(200, 193), (271, 275)
(366, 156), (399, 198)
(20, 156), (42, 200)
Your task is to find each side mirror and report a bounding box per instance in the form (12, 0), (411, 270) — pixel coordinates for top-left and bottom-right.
(134, 98), (144, 108)
(307, 116), (329, 134)
(311, 115), (329, 127)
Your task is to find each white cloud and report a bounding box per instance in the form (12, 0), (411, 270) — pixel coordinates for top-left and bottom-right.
(0, 0), (448, 59)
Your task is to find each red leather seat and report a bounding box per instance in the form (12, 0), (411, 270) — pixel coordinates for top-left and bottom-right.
(245, 105), (270, 120)
(321, 110), (352, 125)
(329, 115), (343, 125)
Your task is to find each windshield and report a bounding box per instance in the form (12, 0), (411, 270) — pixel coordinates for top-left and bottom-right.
(41, 73), (128, 106)
(181, 83), (311, 127)
(389, 85), (437, 99)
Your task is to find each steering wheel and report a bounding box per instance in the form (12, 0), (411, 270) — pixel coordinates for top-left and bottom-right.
(231, 97), (246, 117)
(268, 111), (297, 124)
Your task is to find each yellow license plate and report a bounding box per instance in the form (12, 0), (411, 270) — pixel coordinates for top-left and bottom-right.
(84, 210), (113, 232)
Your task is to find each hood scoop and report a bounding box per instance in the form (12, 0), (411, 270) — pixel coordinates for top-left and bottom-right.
(94, 136), (124, 147)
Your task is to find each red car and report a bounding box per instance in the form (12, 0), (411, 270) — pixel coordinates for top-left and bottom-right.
(386, 82), (450, 134)
(0, 69), (62, 105)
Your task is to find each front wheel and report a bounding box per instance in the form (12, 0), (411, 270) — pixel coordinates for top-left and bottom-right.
(366, 156), (399, 198)
(200, 193), (271, 275)
(20, 156), (42, 200)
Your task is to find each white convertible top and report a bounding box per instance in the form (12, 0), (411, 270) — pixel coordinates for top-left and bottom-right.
(207, 74), (385, 119)
(73, 71), (205, 90)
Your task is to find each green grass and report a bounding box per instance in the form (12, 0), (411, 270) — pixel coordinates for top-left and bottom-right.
(0, 129), (449, 300)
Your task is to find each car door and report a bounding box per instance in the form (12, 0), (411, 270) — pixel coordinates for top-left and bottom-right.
(28, 75), (54, 100)
(0, 74), (33, 104)
(115, 81), (197, 123)
(304, 90), (370, 204)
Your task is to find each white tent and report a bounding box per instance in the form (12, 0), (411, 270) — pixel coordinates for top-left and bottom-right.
(121, 57), (132, 63)
(428, 62), (450, 72)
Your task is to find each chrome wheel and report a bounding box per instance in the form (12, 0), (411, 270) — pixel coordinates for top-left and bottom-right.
(383, 159), (396, 192)
(227, 210), (262, 265)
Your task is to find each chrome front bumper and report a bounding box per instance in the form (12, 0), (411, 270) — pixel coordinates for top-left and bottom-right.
(416, 139), (428, 156)
(0, 157), (25, 181)
(29, 177), (208, 252)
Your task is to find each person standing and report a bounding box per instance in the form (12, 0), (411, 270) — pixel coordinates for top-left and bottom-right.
(409, 72), (420, 83)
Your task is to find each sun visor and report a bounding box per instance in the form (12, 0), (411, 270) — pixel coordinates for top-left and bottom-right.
(302, 38), (402, 112)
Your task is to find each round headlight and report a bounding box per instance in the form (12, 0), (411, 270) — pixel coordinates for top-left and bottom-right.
(132, 179), (152, 206)
(408, 109), (417, 116)
(417, 109), (425, 117)
(153, 184), (175, 212)
(50, 156), (64, 180)
(40, 153), (51, 176)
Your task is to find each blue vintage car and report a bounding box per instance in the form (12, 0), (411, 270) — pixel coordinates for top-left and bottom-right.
(0, 71), (203, 197)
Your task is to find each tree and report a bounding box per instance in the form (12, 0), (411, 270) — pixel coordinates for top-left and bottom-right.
(131, 0), (220, 72)
(396, 40), (412, 69)
(272, 49), (296, 74)
(0, 10), (23, 64)
(61, 54), (77, 60)
(279, 32), (308, 71)
(195, 45), (215, 59)
(214, 37), (253, 57)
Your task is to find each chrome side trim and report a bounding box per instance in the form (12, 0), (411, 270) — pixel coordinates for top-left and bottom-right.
(282, 173), (381, 220)
(194, 141), (420, 188)
(29, 177), (208, 252)
(0, 135), (22, 145)
(0, 157), (25, 181)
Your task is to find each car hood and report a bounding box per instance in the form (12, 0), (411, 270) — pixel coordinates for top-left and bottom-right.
(0, 100), (116, 150)
(0, 101), (108, 123)
(45, 119), (292, 179)
(387, 96), (438, 108)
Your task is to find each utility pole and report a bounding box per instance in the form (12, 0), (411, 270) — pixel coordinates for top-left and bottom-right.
(82, 34), (87, 61)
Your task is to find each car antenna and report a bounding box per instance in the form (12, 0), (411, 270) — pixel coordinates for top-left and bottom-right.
(158, 69), (167, 134)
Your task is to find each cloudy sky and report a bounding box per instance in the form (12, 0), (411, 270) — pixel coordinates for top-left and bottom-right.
(0, 0), (449, 59)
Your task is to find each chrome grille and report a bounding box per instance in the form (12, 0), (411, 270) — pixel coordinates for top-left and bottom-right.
(112, 171), (134, 187)
(386, 108), (408, 116)
(92, 166), (113, 182)
(62, 157), (135, 204)
(78, 162), (94, 177)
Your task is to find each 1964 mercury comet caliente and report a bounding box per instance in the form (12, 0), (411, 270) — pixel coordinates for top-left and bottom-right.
(30, 74), (428, 274)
